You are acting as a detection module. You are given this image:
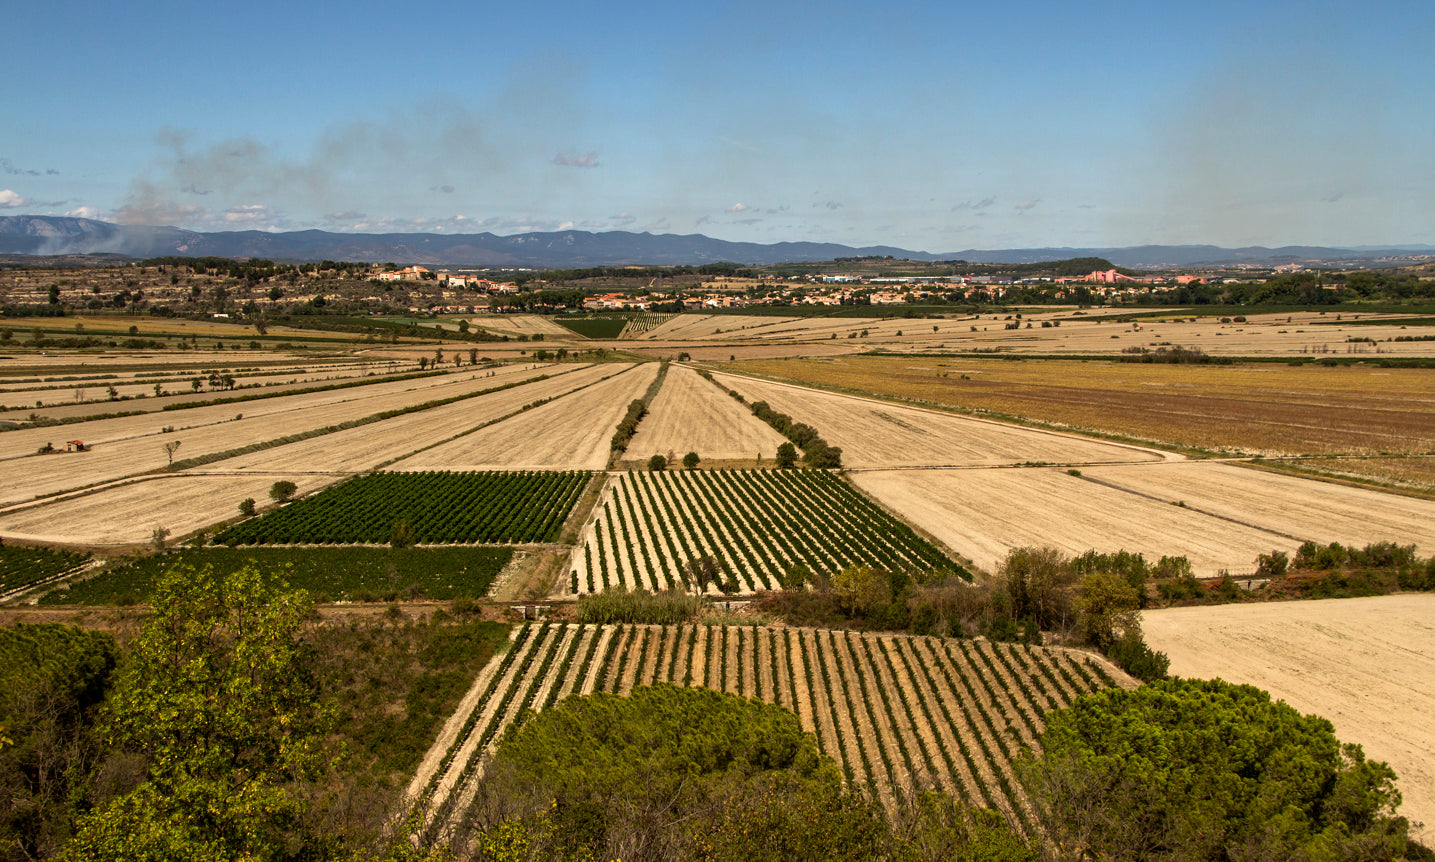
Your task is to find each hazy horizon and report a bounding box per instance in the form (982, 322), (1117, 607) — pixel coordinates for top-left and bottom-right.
(4, 0), (1431, 251)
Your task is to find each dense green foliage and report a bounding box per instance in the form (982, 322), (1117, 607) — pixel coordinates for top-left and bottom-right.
(749, 400), (843, 468)
(463, 684), (885, 860)
(575, 588), (704, 624)
(553, 315), (631, 339)
(59, 563), (335, 861)
(218, 470), (590, 545)
(39, 546), (512, 605)
(459, 683), (1038, 861)
(0, 545), (90, 594)
(313, 616), (511, 790)
(1027, 678), (1418, 861)
(0, 625), (119, 861)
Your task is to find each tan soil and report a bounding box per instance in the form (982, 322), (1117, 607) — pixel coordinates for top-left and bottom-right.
(394, 363), (657, 470)
(578, 627), (617, 696)
(1, 365), (555, 506)
(853, 466), (1298, 577)
(624, 366), (788, 461)
(1143, 595), (1435, 839)
(0, 473), (336, 545)
(1084, 461), (1435, 552)
(716, 371), (1168, 469)
(801, 628), (856, 779)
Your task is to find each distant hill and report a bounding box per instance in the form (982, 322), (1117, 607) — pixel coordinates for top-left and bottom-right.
(1, 215), (1429, 270)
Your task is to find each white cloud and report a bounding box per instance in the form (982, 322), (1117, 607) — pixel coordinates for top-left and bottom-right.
(0, 189), (31, 208)
(224, 204), (272, 224)
(1014, 199), (1041, 211)
(725, 202), (749, 213)
(65, 205), (102, 219)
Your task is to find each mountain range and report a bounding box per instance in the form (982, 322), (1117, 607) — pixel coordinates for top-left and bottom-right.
(1, 215), (1430, 270)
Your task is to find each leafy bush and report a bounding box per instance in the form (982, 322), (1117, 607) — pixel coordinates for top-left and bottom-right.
(575, 588), (704, 625)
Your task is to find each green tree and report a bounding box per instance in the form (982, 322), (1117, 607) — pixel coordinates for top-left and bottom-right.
(647, 453), (667, 471)
(461, 685), (886, 861)
(1076, 571), (1140, 649)
(1, 625), (119, 860)
(269, 480), (297, 503)
(1025, 678), (1415, 862)
(238, 497), (256, 516)
(775, 442), (797, 469)
(831, 563), (891, 616)
(60, 563), (337, 862)
(682, 451), (700, 469)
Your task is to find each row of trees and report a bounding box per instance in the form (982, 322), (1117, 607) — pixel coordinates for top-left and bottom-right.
(747, 400), (843, 469)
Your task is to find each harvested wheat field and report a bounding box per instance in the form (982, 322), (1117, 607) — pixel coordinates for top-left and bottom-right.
(852, 467), (1291, 575)
(1083, 462), (1435, 551)
(189, 364), (619, 475)
(0, 366), (557, 505)
(623, 366), (788, 462)
(1143, 595), (1435, 839)
(462, 314), (577, 339)
(0, 473), (334, 546)
(724, 355), (1435, 458)
(716, 372), (1167, 469)
(409, 621), (1135, 839)
(393, 363), (658, 470)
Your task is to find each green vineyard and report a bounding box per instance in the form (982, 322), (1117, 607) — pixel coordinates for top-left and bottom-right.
(407, 622), (1127, 841)
(218, 471), (591, 546)
(571, 469), (962, 594)
(0, 545), (91, 597)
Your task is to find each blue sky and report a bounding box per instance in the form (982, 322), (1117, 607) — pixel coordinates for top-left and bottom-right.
(4, 0), (1431, 251)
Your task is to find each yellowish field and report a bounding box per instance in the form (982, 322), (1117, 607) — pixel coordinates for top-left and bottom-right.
(0, 473), (335, 546)
(1082, 462), (1435, 553)
(1143, 595), (1435, 840)
(0, 365), (553, 506)
(623, 366), (788, 461)
(392, 363), (658, 470)
(462, 314), (579, 339)
(643, 310), (1435, 358)
(724, 355), (1435, 459)
(715, 371), (1168, 469)
(851, 467), (1290, 576)
(188, 364), (619, 475)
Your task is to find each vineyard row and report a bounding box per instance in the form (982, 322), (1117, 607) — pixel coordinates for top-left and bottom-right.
(567, 469), (958, 595)
(409, 623), (1126, 842)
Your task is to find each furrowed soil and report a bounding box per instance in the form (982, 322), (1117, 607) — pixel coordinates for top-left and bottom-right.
(1143, 595), (1435, 841)
(722, 355), (1435, 460)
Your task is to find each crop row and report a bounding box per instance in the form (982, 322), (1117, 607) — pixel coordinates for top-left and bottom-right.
(570, 469), (958, 594)
(218, 470), (591, 545)
(0, 545), (91, 596)
(412, 623), (1123, 838)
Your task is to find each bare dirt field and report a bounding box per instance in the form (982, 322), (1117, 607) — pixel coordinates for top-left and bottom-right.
(0, 473), (335, 546)
(392, 363), (659, 470)
(1143, 595), (1435, 840)
(623, 366), (788, 461)
(715, 371), (1167, 469)
(851, 467), (1293, 576)
(1083, 462), (1435, 552)
(724, 355), (1435, 461)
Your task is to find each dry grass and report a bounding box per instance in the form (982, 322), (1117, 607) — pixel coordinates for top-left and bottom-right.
(723, 355), (1435, 459)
